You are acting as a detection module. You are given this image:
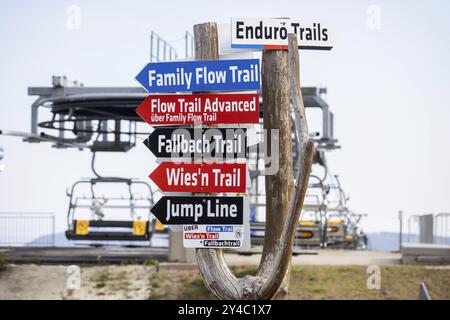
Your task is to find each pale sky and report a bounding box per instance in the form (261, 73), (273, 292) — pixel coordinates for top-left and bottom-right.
(0, 0), (449, 243)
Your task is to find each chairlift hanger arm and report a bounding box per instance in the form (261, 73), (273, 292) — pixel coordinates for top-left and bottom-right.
(0, 130), (89, 149)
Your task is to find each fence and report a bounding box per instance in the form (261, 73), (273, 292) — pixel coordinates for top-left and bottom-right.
(0, 212), (55, 247)
(434, 213), (450, 244)
(407, 213), (450, 245)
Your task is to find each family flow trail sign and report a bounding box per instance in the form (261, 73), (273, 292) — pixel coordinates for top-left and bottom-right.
(149, 162), (246, 193)
(135, 59), (260, 92)
(143, 127), (248, 159)
(231, 18), (334, 50)
(135, 93), (259, 125)
(151, 196), (244, 225)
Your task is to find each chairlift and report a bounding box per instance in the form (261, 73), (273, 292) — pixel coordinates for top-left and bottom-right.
(65, 177), (156, 242)
(65, 152), (157, 242)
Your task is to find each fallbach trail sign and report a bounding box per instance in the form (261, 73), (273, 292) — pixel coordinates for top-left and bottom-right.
(151, 196), (244, 225)
(231, 18), (334, 50)
(143, 127), (248, 159)
(135, 93), (259, 125)
(135, 59), (261, 92)
(149, 162), (246, 193)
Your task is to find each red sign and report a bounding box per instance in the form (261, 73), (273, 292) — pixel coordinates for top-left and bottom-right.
(149, 162), (246, 193)
(136, 93), (259, 125)
(184, 233), (220, 240)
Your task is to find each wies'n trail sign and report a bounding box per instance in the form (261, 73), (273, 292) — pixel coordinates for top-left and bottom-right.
(151, 196), (244, 225)
(143, 127), (247, 159)
(135, 93), (259, 125)
(149, 162), (246, 193)
(135, 59), (260, 92)
(231, 18), (334, 50)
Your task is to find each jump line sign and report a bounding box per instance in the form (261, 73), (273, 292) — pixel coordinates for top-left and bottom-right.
(135, 93), (259, 125)
(149, 162), (246, 193)
(231, 18), (334, 50)
(135, 59), (260, 93)
(151, 196), (244, 225)
(143, 127), (248, 159)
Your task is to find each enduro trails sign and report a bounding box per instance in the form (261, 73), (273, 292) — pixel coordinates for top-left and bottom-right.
(149, 162), (246, 193)
(135, 59), (260, 92)
(143, 127), (247, 159)
(231, 18), (334, 50)
(135, 93), (259, 125)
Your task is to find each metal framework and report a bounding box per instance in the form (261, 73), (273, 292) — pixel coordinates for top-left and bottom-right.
(150, 31), (178, 62)
(0, 75), (359, 247)
(16, 76), (339, 152)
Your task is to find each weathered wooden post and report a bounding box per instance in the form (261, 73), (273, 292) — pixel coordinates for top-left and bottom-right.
(259, 44), (294, 300)
(194, 22), (314, 299)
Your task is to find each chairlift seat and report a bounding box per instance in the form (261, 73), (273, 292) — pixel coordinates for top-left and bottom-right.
(66, 219), (150, 241)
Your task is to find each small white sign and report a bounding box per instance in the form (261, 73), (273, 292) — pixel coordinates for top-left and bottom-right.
(231, 18), (334, 50)
(183, 199), (250, 249)
(183, 224), (244, 248)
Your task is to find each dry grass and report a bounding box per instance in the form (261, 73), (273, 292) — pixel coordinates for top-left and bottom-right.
(289, 265), (449, 300)
(148, 265), (450, 300)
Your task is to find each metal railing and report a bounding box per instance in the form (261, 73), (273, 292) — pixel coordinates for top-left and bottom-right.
(434, 213), (450, 244)
(407, 213), (449, 245)
(150, 31), (178, 62)
(407, 215), (421, 243)
(0, 212), (55, 247)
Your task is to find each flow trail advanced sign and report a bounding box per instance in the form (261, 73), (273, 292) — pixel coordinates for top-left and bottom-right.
(231, 18), (334, 50)
(151, 196), (244, 225)
(135, 59), (260, 92)
(149, 162), (246, 193)
(135, 93), (259, 125)
(143, 127), (247, 159)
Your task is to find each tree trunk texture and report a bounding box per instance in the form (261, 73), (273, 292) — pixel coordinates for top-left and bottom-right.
(259, 48), (294, 299)
(195, 26), (314, 300)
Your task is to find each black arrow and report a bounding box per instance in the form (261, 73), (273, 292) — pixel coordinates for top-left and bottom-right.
(143, 127), (247, 159)
(151, 196), (244, 225)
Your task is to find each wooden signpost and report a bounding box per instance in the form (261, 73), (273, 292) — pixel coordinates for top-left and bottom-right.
(194, 22), (317, 300)
(135, 17), (327, 299)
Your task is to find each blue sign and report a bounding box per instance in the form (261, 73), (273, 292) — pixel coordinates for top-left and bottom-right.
(135, 59), (260, 93)
(206, 226), (234, 232)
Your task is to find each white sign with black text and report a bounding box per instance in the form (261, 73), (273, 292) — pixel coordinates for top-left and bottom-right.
(231, 18), (334, 50)
(183, 200), (251, 249)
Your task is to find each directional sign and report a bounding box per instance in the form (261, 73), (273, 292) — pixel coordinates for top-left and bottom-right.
(135, 59), (260, 93)
(143, 127), (247, 159)
(151, 196), (243, 225)
(183, 225), (244, 248)
(135, 93), (259, 125)
(149, 162), (246, 193)
(231, 18), (334, 50)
